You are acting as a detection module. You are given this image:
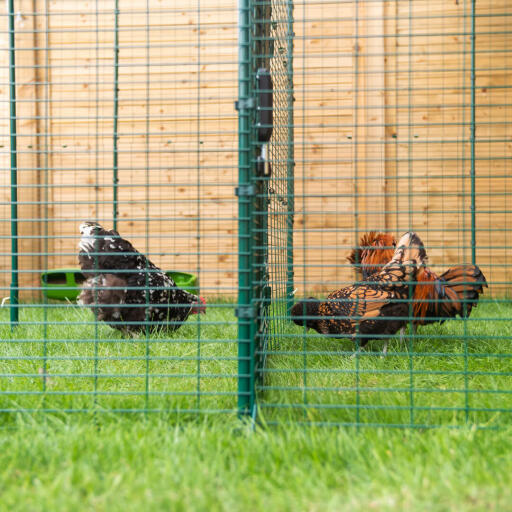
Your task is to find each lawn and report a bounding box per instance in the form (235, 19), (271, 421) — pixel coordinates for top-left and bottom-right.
(260, 299), (512, 428)
(0, 419), (511, 511)
(0, 300), (240, 422)
(0, 299), (511, 510)
(0, 299), (511, 428)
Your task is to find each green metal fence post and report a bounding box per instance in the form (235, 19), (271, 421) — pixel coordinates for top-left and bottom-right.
(8, 0), (19, 327)
(237, 0), (256, 415)
(470, 0), (476, 265)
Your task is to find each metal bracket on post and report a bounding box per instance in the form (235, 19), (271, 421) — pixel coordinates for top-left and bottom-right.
(235, 184), (256, 197)
(235, 306), (256, 319)
(235, 97), (256, 111)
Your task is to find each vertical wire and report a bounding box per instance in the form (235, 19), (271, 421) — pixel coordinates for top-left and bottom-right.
(8, 0), (19, 327)
(505, 0), (510, 305)
(484, 0), (492, 425)
(93, 0), (100, 412)
(470, 0), (476, 266)
(42, 0), (50, 397)
(144, 0), (151, 416)
(407, 0), (414, 428)
(301, 0), (307, 422)
(113, 0), (119, 231)
(462, 0), (470, 424)
(486, 6), (491, 291)
(353, 0), (360, 428)
(393, 0), (399, 238)
(196, 0), (202, 411)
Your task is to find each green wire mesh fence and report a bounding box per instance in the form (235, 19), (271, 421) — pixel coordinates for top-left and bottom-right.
(1, 0), (511, 429)
(1, 0), (243, 421)
(258, 0), (512, 429)
(237, 0), (294, 415)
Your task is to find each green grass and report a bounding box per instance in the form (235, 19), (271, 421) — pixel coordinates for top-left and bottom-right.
(261, 299), (512, 428)
(0, 300), (239, 423)
(0, 299), (511, 428)
(0, 419), (511, 511)
(1, 299), (511, 510)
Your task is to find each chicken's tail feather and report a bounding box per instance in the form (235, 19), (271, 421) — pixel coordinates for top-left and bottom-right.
(413, 264), (487, 325)
(439, 264), (488, 315)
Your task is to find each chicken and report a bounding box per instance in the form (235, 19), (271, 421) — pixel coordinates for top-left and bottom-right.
(291, 232), (427, 350)
(348, 231), (487, 331)
(413, 265), (487, 327)
(347, 231), (397, 280)
(78, 273), (127, 326)
(77, 221), (205, 334)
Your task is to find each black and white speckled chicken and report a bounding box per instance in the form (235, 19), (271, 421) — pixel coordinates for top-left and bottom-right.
(291, 232), (427, 350)
(77, 221), (205, 334)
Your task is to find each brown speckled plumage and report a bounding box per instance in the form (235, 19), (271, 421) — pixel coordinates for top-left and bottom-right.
(347, 231), (487, 328)
(291, 232), (427, 348)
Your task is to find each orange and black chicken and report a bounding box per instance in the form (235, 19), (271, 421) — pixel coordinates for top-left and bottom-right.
(291, 232), (427, 349)
(347, 231), (487, 329)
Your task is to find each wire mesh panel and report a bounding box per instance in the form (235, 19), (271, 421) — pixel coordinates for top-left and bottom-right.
(235, 0), (293, 415)
(252, 2), (294, 364)
(0, 0), (241, 421)
(258, 0), (512, 428)
(2, 0), (512, 429)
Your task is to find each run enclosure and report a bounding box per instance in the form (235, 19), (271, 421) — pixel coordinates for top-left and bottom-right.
(0, 0), (511, 428)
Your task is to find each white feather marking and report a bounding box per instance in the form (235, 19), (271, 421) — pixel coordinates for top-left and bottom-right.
(78, 239), (94, 252)
(79, 222), (102, 252)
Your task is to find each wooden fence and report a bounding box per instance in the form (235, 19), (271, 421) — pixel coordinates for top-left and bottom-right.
(0, 0), (510, 299)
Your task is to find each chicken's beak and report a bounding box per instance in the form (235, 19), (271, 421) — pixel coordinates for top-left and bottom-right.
(191, 296), (207, 315)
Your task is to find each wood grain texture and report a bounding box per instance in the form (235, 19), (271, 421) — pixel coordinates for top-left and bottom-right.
(0, 0), (510, 298)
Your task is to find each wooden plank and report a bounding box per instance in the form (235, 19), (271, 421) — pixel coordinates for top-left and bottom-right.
(363, 2), (386, 231)
(0, 0), (511, 299)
